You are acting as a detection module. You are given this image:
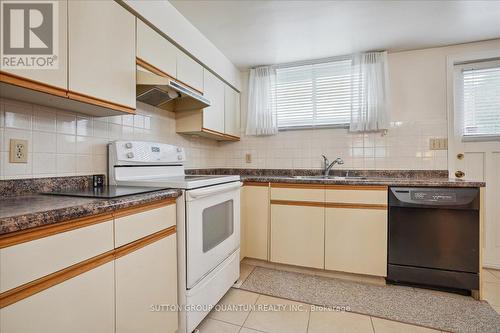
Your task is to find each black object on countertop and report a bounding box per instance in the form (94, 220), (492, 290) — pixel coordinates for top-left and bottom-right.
(41, 185), (169, 199)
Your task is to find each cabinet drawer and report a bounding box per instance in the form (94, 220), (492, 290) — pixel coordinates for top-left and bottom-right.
(326, 187), (387, 205)
(0, 220), (113, 292)
(0, 262), (115, 333)
(271, 186), (324, 202)
(115, 204), (176, 247)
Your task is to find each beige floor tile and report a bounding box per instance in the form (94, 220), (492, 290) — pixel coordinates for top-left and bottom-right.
(371, 317), (441, 333)
(239, 328), (266, 333)
(243, 295), (310, 333)
(486, 268), (500, 281)
(483, 281), (500, 306)
(234, 263), (256, 288)
(308, 310), (374, 333)
(195, 318), (241, 333)
(483, 269), (500, 283)
(209, 288), (260, 325)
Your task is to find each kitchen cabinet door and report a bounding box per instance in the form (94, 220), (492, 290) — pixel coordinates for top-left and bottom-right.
(202, 69), (225, 133)
(68, 0), (136, 111)
(137, 19), (177, 78)
(116, 234), (178, 333)
(242, 185), (270, 260)
(325, 208), (387, 276)
(0, 0), (68, 93)
(271, 204), (324, 269)
(224, 85), (241, 138)
(0, 262), (115, 333)
(177, 51), (204, 93)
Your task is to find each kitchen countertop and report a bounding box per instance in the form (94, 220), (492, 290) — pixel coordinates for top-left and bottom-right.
(0, 189), (181, 236)
(240, 175), (485, 188)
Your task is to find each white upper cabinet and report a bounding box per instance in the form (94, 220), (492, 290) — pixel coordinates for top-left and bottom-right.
(136, 19), (177, 78)
(202, 69), (225, 133)
(176, 51), (204, 93)
(68, 0), (136, 110)
(224, 85), (241, 138)
(1, 0), (68, 92)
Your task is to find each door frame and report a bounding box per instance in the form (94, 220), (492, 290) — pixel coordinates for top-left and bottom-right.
(446, 49), (500, 268)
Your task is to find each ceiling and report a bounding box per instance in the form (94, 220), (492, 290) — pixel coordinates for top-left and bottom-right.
(170, 0), (500, 69)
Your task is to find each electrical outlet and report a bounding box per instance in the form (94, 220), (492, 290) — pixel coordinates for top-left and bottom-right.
(429, 138), (448, 150)
(245, 153), (252, 163)
(9, 139), (28, 163)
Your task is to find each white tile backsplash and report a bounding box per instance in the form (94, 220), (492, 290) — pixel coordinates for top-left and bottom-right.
(0, 94), (448, 180)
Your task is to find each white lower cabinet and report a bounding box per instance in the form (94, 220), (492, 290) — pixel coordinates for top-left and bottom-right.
(271, 204), (325, 269)
(325, 208), (388, 276)
(0, 262), (115, 333)
(116, 235), (178, 333)
(241, 185), (269, 260)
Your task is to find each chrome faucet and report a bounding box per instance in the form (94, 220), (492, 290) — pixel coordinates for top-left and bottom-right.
(322, 155), (344, 177)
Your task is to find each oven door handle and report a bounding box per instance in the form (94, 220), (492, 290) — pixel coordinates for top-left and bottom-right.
(186, 182), (242, 200)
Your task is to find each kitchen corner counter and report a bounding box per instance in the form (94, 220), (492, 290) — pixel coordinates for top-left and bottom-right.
(240, 175), (486, 188)
(0, 189), (182, 236)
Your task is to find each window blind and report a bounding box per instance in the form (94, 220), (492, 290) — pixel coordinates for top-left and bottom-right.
(275, 58), (358, 129)
(462, 65), (500, 138)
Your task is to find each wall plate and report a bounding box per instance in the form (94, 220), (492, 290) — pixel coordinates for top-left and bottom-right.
(9, 139), (28, 163)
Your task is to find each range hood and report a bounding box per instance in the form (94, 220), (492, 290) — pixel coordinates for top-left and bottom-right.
(136, 68), (210, 112)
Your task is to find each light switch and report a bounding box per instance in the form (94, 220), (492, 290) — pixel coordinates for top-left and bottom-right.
(429, 138), (448, 150)
(245, 153), (252, 163)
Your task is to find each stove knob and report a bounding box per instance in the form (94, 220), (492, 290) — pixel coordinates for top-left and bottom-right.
(176, 147), (182, 152)
(125, 142), (133, 149)
(127, 152), (134, 159)
(177, 155), (183, 160)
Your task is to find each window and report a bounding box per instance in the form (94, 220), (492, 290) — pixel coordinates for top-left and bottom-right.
(275, 58), (360, 129)
(457, 61), (500, 139)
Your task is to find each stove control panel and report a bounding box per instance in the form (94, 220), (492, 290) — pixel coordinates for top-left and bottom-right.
(110, 141), (186, 164)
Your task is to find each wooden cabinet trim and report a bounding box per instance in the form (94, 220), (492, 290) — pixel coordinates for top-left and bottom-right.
(0, 71), (67, 98)
(325, 184), (388, 191)
(270, 200), (324, 208)
(201, 128), (240, 141)
(325, 203), (388, 210)
(0, 71), (135, 114)
(0, 198), (176, 249)
(112, 197), (176, 219)
(270, 183), (325, 190)
(243, 182), (269, 187)
(0, 213), (113, 249)
(136, 57), (171, 79)
(0, 226), (176, 308)
(67, 91), (135, 114)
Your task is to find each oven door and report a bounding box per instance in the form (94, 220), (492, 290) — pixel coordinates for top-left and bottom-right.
(185, 181), (241, 289)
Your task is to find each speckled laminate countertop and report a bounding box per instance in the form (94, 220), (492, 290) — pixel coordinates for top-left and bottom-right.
(0, 189), (181, 236)
(240, 175), (485, 187)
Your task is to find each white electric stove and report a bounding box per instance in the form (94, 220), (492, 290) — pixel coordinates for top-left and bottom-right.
(109, 141), (241, 333)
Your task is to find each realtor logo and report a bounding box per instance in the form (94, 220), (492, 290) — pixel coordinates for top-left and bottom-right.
(1, 1), (58, 69)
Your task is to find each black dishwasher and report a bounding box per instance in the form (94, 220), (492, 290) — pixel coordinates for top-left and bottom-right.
(387, 187), (480, 293)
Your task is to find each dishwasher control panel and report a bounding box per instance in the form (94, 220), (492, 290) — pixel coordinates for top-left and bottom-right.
(410, 190), (457, 203)
(389, 187), (479, 209)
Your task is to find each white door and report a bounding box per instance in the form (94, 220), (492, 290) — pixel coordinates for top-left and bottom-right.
(447, 53), (500, 268)
(185, 182), (241, 288)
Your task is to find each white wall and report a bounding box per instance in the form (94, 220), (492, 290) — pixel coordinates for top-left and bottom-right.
(212, 39), (500, 171)
(124, 0), (242, 91)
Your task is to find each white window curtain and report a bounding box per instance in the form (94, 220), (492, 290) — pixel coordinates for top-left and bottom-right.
(350, 51), (390, 132)
(245, 66), (278, 136)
